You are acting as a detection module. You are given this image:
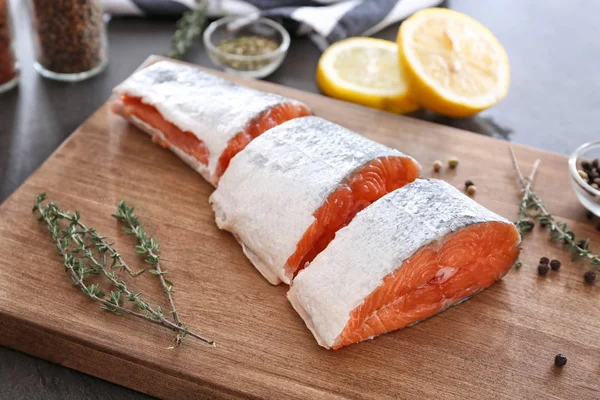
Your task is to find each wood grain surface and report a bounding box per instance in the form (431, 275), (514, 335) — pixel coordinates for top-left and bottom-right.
(1, 58), (599, 400)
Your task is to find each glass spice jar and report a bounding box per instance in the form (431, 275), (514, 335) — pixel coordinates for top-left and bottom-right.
(27, 0), (108, 82)
(0, 0), (19, 93)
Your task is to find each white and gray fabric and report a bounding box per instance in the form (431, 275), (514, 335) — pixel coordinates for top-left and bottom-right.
(101, 0), (442, 49)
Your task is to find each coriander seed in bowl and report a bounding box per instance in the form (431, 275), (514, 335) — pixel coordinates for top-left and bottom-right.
(203, 16), (290, 79)
(217, 36), (279, 58)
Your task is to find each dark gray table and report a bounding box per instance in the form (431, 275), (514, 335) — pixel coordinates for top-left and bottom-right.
(1, 1), (598, 399)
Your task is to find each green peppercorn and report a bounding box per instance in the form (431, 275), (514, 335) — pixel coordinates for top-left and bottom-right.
(448, 156), (459, 169)
(538, 263), (549, 275)
(554, 354), (567, 367)
(584, 271), (596, 284)
(550, 259), (561, 271)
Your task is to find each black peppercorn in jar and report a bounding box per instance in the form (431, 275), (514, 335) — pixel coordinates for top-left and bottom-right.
(0, 0), (19, 93)
(27, 0), (107, 81)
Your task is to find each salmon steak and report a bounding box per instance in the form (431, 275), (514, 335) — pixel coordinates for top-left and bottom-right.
(210, 116), (421, 285)
(112, 61), (310, 186)
(288, 179), (521, 349)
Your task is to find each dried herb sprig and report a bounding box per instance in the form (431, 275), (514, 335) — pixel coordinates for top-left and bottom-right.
(169, 0), (207, 59)
(514, 155), (541, 235)
(33, 193), (214, 347)
(510, 147), (600, 268)
(40, 202), (146, 277)
(112, 201), (180, 328)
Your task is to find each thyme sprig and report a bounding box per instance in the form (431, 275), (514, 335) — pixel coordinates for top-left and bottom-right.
(510, 147), (600, 268)
(33, 193), (214, 347)
(169, 0), (207, 60)
(112, 201), (180, 328)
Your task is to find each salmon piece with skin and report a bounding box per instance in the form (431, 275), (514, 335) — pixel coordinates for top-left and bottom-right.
(112, 61), (310, 186)
(288, 179), (520, 349)
(210, 116), (421, 285)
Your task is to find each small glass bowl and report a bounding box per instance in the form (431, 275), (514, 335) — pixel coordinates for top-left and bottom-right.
(203, 16), (290, 79)
(569, 140), (600, 216)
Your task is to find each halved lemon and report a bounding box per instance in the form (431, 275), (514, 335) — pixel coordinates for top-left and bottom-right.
(316, 37), (419, 114)
(398, 8), (510, 117)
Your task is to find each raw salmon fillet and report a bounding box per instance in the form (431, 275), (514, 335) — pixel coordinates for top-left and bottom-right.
(210, 117), (421, 285)
(288, 179), (520, 349)
(112, 61), (310, 186)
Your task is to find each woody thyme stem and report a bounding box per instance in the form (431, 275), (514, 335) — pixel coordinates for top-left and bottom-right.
(509, 146), (600, 267)
(112, 201), (180, 326)
(34, 194), (215, 346)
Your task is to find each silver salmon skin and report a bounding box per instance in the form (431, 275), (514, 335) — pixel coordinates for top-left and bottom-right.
(288, 179), (521, 349)
(112, 60), (310, 186)
(210, 116), (421, 285)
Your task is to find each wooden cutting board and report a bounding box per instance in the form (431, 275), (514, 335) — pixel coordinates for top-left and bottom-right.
(1, 57), (599, 400)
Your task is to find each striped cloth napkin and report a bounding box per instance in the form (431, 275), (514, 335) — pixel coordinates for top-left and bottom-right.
(101, 0), (442, 49)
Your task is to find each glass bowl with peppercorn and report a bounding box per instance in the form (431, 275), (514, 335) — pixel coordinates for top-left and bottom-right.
(0, 0), (19, 93)
(203, 16), (290, 79)
(569, 140), (600, 216)
(26, 0), (108, 82)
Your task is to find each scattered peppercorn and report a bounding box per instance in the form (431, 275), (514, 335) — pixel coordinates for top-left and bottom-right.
(554, 354), (567, 367)
(466, 185), (477, 196)
(448, 156), (459, 169)
(550, 259), (561, 271)
(539, 257), (549, 265)
(465, 180), (474, 188)
(433, 160), (443, 173)
(584, 271), (596, 284)
(537, 263), (549, 275)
